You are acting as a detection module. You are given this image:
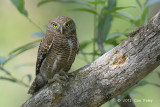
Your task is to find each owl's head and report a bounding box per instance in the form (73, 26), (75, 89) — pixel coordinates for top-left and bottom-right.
(47, 16), (76, 36)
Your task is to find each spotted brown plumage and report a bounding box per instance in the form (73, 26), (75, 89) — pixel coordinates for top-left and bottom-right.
(28, 16), (79, 95)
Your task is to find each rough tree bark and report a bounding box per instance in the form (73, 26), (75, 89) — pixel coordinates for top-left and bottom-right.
(22, 11), (160, 107)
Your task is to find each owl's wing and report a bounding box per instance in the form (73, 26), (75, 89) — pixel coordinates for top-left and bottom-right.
(76, 37), (80, 54)
(36, 34), (54, 75)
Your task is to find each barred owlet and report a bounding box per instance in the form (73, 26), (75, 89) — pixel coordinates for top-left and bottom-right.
(28, 16), (79, 95)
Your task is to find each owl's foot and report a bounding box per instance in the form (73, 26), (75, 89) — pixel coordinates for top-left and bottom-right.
(48, 74), (66, 84)
(59, 71), (69, 78)
(59, 71), (75, 78)
(67, 72), (75, 77)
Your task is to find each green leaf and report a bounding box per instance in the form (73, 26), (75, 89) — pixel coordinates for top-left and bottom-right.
(144, 0), (149, 7)
(136, 81), (149, 86)
(31, 31), (45, 38)
(113, 11), (135, 22)
(9, 40), (40, 56)
(107, 32), (126, 40)
(0, 66), (11, 75)
(11, 0), (28, 17)
(136, 0), (142, 8)
(133, 4), (149, 26)
(3, 40), (40, 64)
(98, 13), (113, 41)
(105, 33), (127, 46)
(103, 6), (136, 16)
(107, 0), (117, 9)
(80, 41), (91, 50)
(6, 44), (38, 64)
(97, 0), (117, 53)
(26, 74), (32, 83)
(38, 0), (92, 8)
(97, 0), (117, 42)
(105, 39), (119, 46)
(88, 0), (105, 4)
(70, 8), (98, 14)
(0, 76), (16, 82)
(0, 56), (7, 64)
(148, 82), (160, 88)
(140, 5), (149, 24)
(22, 74), (32, 83)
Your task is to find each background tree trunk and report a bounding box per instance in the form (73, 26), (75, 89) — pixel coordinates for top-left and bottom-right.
(22, 11), (160, 107)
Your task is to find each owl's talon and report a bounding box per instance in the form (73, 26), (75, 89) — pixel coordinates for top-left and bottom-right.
(48, 74), (67, 84)
(59, 71), (75, 78)
(67, 73), (75, 77)
(48, 77), (61, 83)
(59, 71), (69, 79)
(59, 76), (67, 80)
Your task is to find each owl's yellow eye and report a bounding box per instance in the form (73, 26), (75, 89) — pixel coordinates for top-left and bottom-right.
(53, 24), (58, 28)
(65, 23), (70, 27)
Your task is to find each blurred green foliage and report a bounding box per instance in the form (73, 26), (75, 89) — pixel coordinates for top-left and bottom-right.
(11, 0), (28, 17)
(0, 0), (160, 107)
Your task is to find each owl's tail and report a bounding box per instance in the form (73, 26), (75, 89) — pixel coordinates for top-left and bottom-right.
(28, 74), (46, 95)
(28, 79), (38, 95)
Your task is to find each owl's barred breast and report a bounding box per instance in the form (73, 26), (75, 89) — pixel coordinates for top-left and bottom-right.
(40, 35), (78, 80)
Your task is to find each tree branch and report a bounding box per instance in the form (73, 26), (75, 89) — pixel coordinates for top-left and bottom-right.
(22, 11), (160, 107)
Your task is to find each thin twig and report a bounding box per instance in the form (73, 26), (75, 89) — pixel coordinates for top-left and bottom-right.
(27, 17), (44, 32)
(0, 66), (29, 87)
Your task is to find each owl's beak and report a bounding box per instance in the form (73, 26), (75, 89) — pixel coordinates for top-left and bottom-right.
(60, 27), (63, 34)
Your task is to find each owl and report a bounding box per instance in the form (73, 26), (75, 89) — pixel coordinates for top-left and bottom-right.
(28, 16), (79, 95)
